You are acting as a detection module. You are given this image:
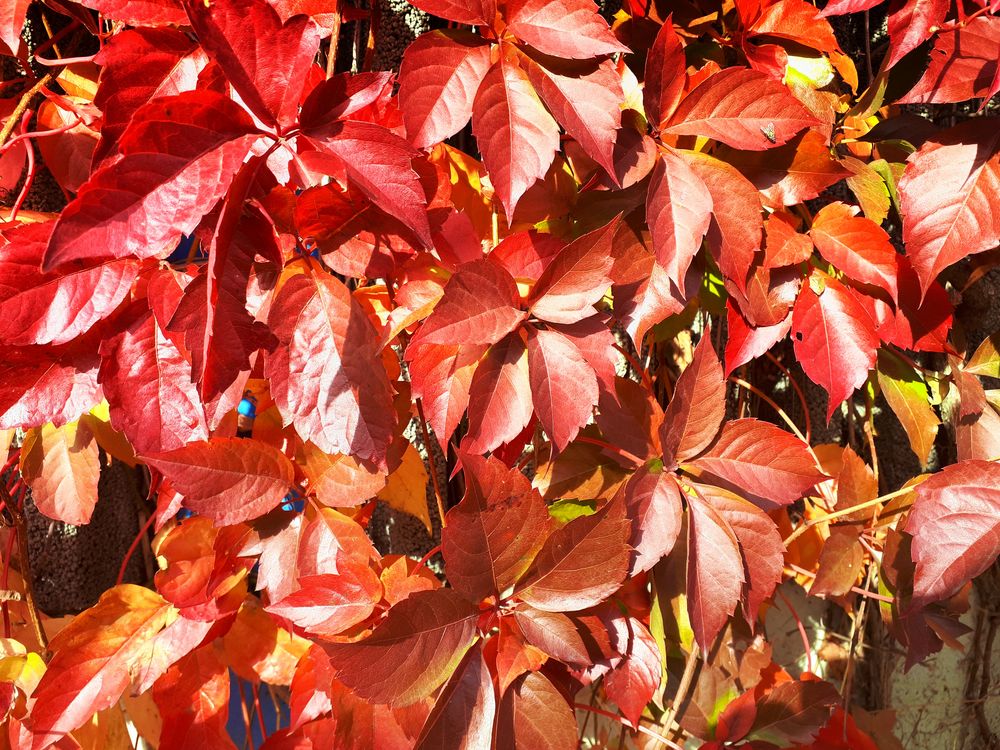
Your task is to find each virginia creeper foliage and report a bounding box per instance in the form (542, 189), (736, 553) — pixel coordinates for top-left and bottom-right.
(0, 0), (998, 747)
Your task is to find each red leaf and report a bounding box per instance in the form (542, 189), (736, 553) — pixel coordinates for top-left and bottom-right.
(723, 130), (852, 208)
(415, 644), (496, 750)
(646, 148), (713, 294)
(620, 467), (683, 575)
(643, 16), (686, 129)
(99, 311), (209, 455)
(526, 326), (599, 451)
(412, 260), (526, 348)
(748, 0), (839, 52)
(660, 331), (726, 468)
(406, 0), (495, 25)
(791, 273), (879, 418)
(463, 333), (533, 455)
(495, 672), (578, 750)
(898, 118), (1000, 296)
(442, 454), (552, 602)
(42, 91), (259, 271)
(522, 54), (623, 179)
(885, 0), (949, 70)
(0, 348), (100, 430)
(515, 495), (629, 611)
(694, 483), (783, 624)
(153, 647), (237, 750)
(289, 647), (334, 731)
(169, 204), (277, 403)
(899, 16), (1000, 104)
(408, 343), (485, 446)
(749, 679), (839, 744)
(0, 0), (28, 55)
(724, 301), (792, 376)
(809, 202), (898, 300)
(399, 31), (493, 149)
(666, 68), (818, 150)
(92, 28), (207, 165)
(687, 494), (744, 649)
(143, 438), (295, 524)
(906, 460), (1000, 609)
(763, 211), (813, 268)
(267, 569), (382, 636)
(74, 0), (187, 25)
(602, 616), (662, 726)
(184, 0), (321, 129)
(527, 219), (617, 323)
(472, 51), (560, 222)
(304, 120), (433, 248)
(265, 266), (395, 466)
(513, 606), (590, 664)
(26, 586), (173, 749)
(691, 418), (824, 509)
(325, 589), (480, 706)
(506, 0), (628, 59)
(0, 222), (138, 347)
(679, 149), (763, 293)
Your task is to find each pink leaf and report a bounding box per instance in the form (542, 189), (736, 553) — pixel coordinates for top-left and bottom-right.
(898, 118), (1000, 296)
(472, 52), (560, 223)
(687, 494), (744, 650)
(792, 273), (880, 418)
(266, 267), (395, 466)
(99, 312), (209, 455)
(646, 148), (713, 294)
(529, 217), (618, 324)
(463, 333), (534, 455)
(506, 0), (628, 59)
(526, 325), (599, 452)
(399, 31), (493, 149)
(184, 0), (321, 129)
(906, 460), (1000, 609)
(619, 467), (683, 575)
(643, 16), (686, 129)
(522, 54), (623, 179)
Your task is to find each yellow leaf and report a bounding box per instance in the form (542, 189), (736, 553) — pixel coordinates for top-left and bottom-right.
(377, 442), (432, 533)
(81, 402), (138, 466)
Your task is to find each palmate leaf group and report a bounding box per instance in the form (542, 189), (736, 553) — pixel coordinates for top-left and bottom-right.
(0, 0), (999, 747)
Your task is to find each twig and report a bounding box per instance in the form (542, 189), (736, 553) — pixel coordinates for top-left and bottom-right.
(0, 483), (48, 655)
(415, 399), (448, 530)
(783, 483), (918, 548)
(573, 703), (685, 749)
(663, 642), (700, 741)
(0, 73), (54, 151)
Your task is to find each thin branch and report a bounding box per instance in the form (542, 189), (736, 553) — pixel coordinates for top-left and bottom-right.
(0, 73), (53, 151)
(663, 642), (700, 740)
(0, 483), (48, 655)
(572, 703), (685, 749)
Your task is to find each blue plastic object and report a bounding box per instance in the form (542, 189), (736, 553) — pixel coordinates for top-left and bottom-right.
(237, 397), (257, 419)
